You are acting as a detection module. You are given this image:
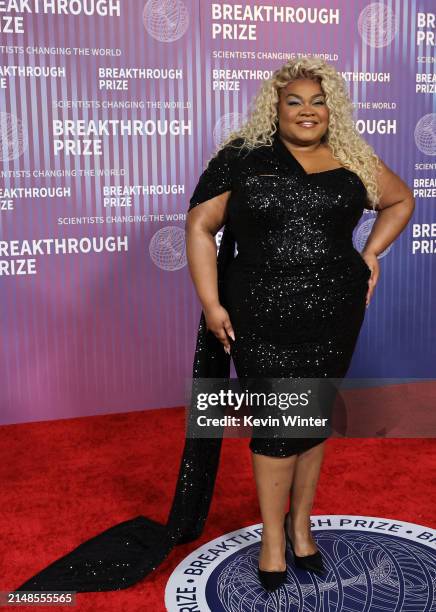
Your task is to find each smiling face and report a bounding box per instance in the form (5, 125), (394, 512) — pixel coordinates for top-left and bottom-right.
(276, 78), (329, 146)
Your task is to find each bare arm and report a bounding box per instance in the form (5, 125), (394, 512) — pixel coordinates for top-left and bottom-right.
(362, 159), (416, 306)
(363, 159), (415, 255)
(185, 192), (235, 352)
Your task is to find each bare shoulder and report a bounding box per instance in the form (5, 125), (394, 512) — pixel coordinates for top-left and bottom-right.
(374, 157), (414, 210)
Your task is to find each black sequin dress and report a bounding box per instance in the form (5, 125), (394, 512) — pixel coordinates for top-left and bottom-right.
(190, 130), (372, 456)
(14, 130), (371, 593)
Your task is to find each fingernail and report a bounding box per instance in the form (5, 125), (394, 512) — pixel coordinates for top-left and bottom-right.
(229, 331), (235, 341)
(224, 346), (230, 354)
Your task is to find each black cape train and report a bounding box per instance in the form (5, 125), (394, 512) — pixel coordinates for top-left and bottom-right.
(15, 223), (236, 592)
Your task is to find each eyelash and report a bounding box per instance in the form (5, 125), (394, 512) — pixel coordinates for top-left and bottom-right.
(287, 101), (325, 105)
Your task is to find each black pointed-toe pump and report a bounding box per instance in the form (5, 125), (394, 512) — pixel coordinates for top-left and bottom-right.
(284, 512), (325, 576)
(257, 564), (287, 591)
(257, 532), (287, 591)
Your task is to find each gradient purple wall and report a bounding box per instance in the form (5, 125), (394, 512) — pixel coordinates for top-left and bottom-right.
(0, 0), (434, 425)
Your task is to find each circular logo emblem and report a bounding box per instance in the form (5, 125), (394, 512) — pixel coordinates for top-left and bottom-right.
(0, 112), (27, 162)
(213, 113), (246, 148)
(414, 113), (436, 156)
(354, 218), (392, 259)
(143, 0), (189, 43)
(357, 3), (398, 48)
(165, 515), (436, 611)
(149, 225), (186, 270)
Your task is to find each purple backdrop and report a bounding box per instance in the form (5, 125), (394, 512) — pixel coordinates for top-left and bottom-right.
(0, 0), (435, 425)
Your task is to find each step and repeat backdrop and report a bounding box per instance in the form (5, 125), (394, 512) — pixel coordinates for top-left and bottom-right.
(0, 1), (435, 425)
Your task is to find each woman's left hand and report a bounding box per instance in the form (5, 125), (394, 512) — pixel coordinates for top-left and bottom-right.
(361, 250), (380, 307)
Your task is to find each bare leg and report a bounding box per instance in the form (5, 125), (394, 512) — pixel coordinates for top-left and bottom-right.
(251, 452), (297, 571)
(286, 441), (326, 556)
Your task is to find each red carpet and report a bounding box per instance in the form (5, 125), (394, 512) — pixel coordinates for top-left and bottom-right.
(0, 408), (434, 611)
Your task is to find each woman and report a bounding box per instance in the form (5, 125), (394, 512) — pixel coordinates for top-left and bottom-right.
(185, 57), (414, 590)
(15, 58), (414, 595)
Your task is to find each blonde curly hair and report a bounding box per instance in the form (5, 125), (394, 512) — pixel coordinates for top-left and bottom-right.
(213, 57), (382, 210)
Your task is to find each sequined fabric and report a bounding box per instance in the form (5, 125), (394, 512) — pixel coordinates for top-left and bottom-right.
(14, 130), (370, 592)
(13, 202), (235, 593)
(189, 130), (371, 456)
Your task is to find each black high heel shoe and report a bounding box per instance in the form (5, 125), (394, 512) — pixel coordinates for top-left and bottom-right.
(284, 512), (325, 576)
(257, 565), (287, 591)
(257, 533), (287, 591)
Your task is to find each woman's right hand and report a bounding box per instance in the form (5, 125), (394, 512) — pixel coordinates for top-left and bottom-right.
(203, 304), (235, 354)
